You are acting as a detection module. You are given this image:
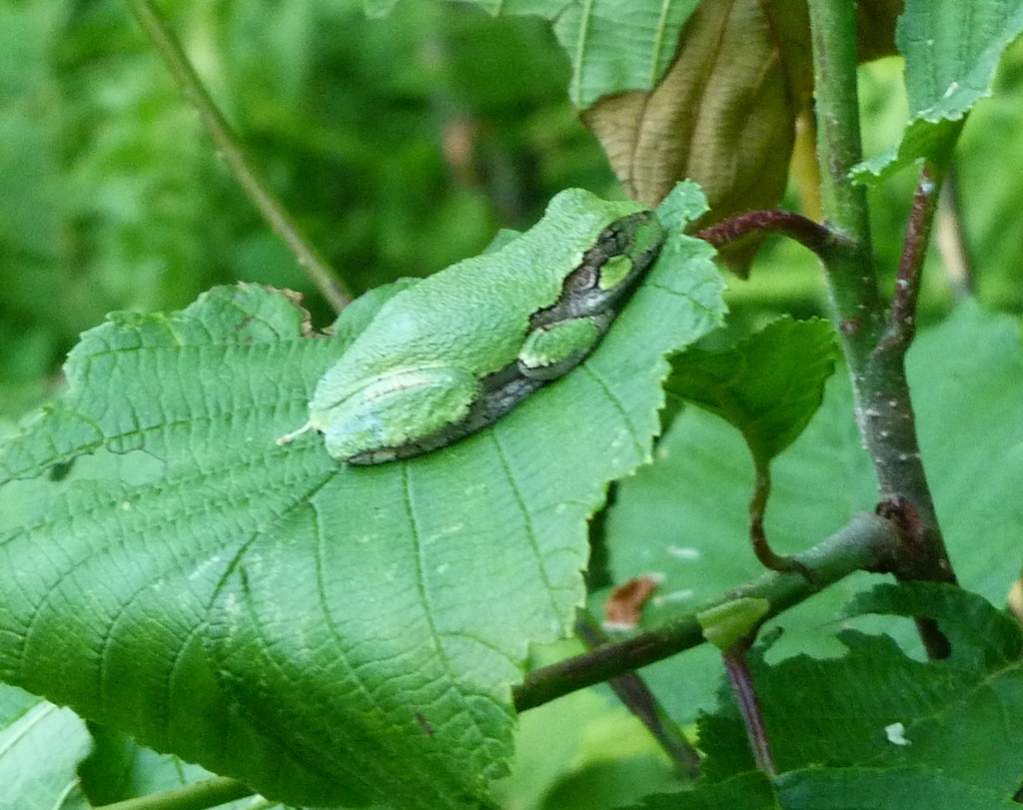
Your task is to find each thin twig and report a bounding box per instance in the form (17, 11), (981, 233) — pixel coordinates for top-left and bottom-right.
(722, 643), (776, 777)
(125, 0), (352, 312)
(696, 210), (843, 259)
(748, 458), (811, 579)
(881, 162), (945, 353)
(94, 777), (253, 810)
(514, 513), (897, 712)
(576, 611), (701, 778)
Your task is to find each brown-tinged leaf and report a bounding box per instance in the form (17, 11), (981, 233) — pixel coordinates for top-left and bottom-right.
(582, 0), (901, 267)
(605, 575), (662, 630)
(583, 1), (813, 217)
(1011, 572), (1023, 627)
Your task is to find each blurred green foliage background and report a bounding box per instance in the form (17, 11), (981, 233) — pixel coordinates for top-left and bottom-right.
(2, 0), (1022, 418)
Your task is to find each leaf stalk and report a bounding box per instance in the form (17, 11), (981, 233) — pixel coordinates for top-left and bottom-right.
(696, 209), (844, 261)
(722, 642), (776, 777)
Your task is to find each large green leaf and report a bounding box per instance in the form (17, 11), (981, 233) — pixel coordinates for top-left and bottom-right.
(0, 201), (725, 807)
(699, 584), (1023, 797)
(0, 685), (92, 809)
(629, 766), (1020, 809)
(367, 0), (701, 109)
(854, 0), (1023, 182)
(603, 301), (1023, 721)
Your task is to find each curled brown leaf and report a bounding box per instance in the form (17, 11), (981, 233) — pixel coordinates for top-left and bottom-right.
(582, 0), (901, 266)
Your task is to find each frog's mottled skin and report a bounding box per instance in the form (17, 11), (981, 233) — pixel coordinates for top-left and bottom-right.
(290, 189), (664, 464)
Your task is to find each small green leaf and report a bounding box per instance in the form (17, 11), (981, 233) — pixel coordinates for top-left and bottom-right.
(0, 202), (725, 806)
(0, 685), (92, 809)
(697, 597), (771, 651)
(665, 317), (838, 466)
(853, 0), (1023, 183)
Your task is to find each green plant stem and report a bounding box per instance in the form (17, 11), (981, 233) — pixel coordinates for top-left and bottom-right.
(125, 0), (352, 313)
(807, 1), (956, 659)
(94, 777), (253, 810)
(807, 0), (883, 353)
(575, 611), (702, 778)
(513, 513), (897, 711)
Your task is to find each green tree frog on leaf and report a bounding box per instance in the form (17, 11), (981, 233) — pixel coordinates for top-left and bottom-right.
(278, 188), (665, 464)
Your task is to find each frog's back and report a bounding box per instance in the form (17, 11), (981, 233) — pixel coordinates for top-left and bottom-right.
(313, 190), (643, 408)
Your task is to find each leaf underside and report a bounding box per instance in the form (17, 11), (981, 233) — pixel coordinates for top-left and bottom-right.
(854, 0), (1023, 182)
(583, 0), (812, 214)
(0, 684), (92, 810)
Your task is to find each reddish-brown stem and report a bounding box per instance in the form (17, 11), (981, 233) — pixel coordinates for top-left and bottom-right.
(696, 210), (844, 259)
(880, 163), (945, 353)
(723, 643), (776, 777)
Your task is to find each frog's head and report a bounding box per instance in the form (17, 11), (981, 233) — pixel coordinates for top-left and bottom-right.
(592, 211), (665, 293)
(532, 210), (665, 329)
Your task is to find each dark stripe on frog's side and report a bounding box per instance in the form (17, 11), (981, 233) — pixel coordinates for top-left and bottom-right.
(529, 211), (662, 330)
(346, 373), (545, 464)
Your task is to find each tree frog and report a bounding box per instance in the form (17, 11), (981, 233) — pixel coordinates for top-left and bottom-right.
(279, 189), (665, 464)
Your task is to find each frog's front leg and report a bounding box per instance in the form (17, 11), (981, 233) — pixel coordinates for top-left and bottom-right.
(516, 313), (613, 381)
(316, 366), (481, 463)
